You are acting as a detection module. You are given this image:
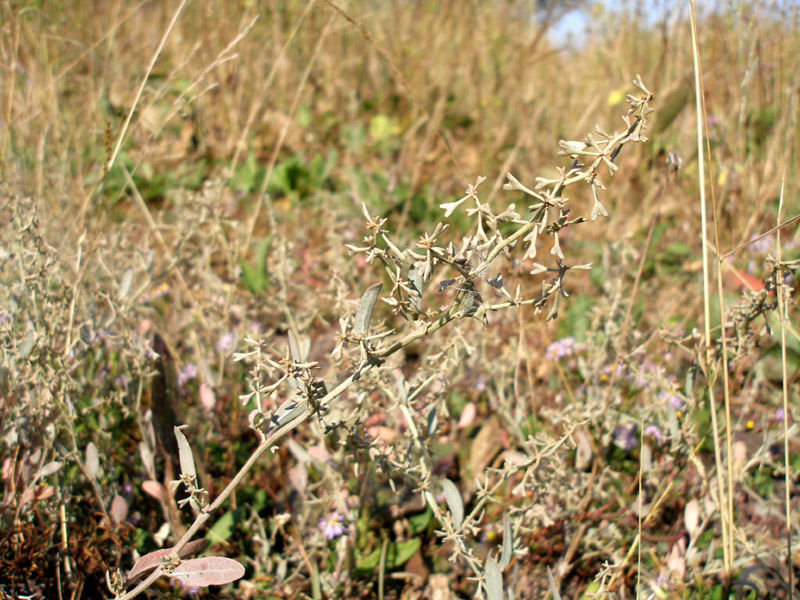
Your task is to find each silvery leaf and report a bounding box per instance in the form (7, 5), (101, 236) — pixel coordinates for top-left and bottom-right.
(591, 198), (608, 221)
(287, 330), (302, 364)
(408, 266), (422, 312)
(500, 514), (513, 570)
(119, 270), (133, 298)
(354, 283), (382, 336)
(173, 426), (197, 480)
(145, 251), (154, 276)
(139, 441), (155, 479)
(86, 442), (100, 479)
(442, 479), (463, 528)
(271, 397), (306, 428)
(485, 557), (504, 600)
(546, 566), (562, 600)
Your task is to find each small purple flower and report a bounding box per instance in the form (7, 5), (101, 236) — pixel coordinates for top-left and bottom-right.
(601, 363), (626, 378)
(749, 234), (772, 256)
(216, 333), (234, 353)
(644, 425), (665, 445)
(545, 336), (576, 360)
(319, 511), (347, 540)
(178, 363), (198, 389)
(775, 408), (785, 422)
(95, 368), (109, 384)
(613, 426), (638, 450)
(658, 390), (684, 411)
(654, 570), (669, 589)
(0, 311), (11, 324)
(114, 374), (129, 388)
(172, 578), (200, 595)
(632, 360), (659, 388)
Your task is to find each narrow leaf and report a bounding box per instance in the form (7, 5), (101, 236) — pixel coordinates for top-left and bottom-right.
(139, 441), (156, 479)
(119, 269), (133, 298)
(167, 557), (245, 587)
(407, 266), (422, 312)
(500, 514), (513, 570)
(173, 426), (197, 480)
(287, 329), (302, 364)
(125, 540), (207, 582)
(271, 396), (306, 428)
(485, 557), (504, 600)
(461, 290), (475, 313)
(354, 283), (382, 335)
(39, 461), (62, 479)
(442, 479), (463, 528)
(546, 566), (562, 600)
(19, 330), (36, 358)
(426, 406), (437, 438)
(85, 442), (99, 479)
(285, 330), (306, 393)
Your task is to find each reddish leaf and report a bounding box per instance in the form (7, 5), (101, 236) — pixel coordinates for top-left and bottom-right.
(457, 402), (477, 429)
(367, 426), (399, 443)
(308, 445), (332, 464)
(725, 266), (768, 293)
(142, 480), (165, 503)
(288, 464), (308, 494)
(167, 557), (245, 587)
(199, 383), (216, 413)
(126, 539), (207, 583)
(20, 485), (54, 508)
(110, 495), (128, 524)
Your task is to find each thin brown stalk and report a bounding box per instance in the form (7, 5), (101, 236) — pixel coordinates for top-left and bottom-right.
(689, 0), (733, 575)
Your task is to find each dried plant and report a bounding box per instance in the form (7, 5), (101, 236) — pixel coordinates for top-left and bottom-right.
(104, 76), (657, 600)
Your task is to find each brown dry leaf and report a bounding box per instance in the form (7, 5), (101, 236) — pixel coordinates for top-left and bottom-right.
(466, 417), (503, 490)
(367, 426), (400, 443)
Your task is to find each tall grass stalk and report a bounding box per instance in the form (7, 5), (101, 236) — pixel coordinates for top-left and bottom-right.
(777, 175), (794, 599)
(689, 0), (733, 577)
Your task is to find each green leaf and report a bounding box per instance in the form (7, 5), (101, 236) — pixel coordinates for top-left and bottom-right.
(240, 236), (273, 294)
(355, 538), (420, 574)
(368, 114), (398, 145)
(206, 509), (237, 544)
(408, 508), (433, 535)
